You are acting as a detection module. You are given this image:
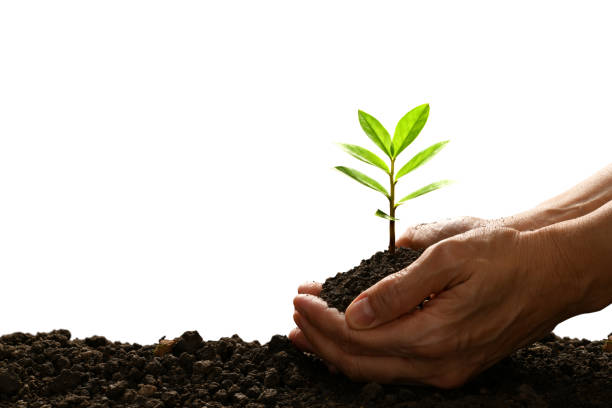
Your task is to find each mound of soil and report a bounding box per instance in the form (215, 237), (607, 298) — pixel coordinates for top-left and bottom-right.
(320, 247), (423, 312)
(1, 249), (610, 407)
(1, 330), (610, 407)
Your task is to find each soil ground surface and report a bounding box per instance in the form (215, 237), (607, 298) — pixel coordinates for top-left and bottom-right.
(1, 249), (610, 407)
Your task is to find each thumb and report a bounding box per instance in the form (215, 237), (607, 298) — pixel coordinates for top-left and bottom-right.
(345, 246), (458, 329)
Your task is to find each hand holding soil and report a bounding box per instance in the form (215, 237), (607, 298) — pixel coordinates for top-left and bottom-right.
(290, 164), (612, 389)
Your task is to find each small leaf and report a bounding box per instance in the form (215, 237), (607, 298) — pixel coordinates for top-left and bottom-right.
(395, 140), (449, 180)
(375, 209), (398, 221)
(337, 143), (390, 173)
(335, 166), (389, 197)
(358, 110), (392, 157)
(398, 180), (454, 203)
(392, 104), (430, 158)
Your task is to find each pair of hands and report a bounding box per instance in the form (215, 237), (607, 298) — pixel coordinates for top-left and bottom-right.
(289, 217), (576, 389)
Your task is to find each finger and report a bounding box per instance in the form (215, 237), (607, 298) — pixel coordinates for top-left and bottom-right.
(396, 222), (435, 249)
(298, 281), (323, 296)
(294, 294), (385, 355)
(345, 243), (470, 330)
(289, 323), (340, 373)
(293, 294), (436, 357)
(296, 308), (473, 388)
(293, 310), (431, 385)
(396, 217), (486, 250)
(288, 326), (316, 354)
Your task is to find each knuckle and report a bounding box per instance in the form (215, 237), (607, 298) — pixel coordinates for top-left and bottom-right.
(397, 228), (415, 246)
(426, 240), (452, 261)
(464, 216), (487, 229)
(418, 345), (446, 360)
(435, 234), (476, 261)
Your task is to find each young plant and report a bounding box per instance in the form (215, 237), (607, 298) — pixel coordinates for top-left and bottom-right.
(336, 104), (452, 254)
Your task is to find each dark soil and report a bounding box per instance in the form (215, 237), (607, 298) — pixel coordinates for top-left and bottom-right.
(1, 330), (610, 408)
(1, 249), (610, 407)
(320, 247), (423, 312)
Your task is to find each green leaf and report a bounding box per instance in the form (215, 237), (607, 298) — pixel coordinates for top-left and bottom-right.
(337, 143), (390, 173)
(392, 104), (430, 158)
(395, 140), (449, 180)
(335, 166), (389, 197)
(358, 110), (392, 157)
(398, 180), (454, 203)
(375, 209), (398, 221)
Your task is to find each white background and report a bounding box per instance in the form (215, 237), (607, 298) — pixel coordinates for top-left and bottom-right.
(1, 1), (610, 345)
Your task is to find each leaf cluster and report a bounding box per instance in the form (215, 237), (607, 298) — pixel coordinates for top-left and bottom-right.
(336, 104), (452, 220)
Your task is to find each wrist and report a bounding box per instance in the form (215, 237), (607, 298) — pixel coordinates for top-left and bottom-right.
(506, 189), (612, 233)
(518, 227), (589, 320)
(524, 207), (612, 317)
(493, 203), (588, 233)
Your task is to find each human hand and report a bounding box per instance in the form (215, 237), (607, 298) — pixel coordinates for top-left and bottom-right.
(396, 216), (488, 250)
(289, 227), (580, 388)
(289, 281), (343, 374)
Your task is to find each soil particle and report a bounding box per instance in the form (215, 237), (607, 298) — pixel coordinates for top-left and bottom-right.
(173, 331), (203, 355)
(106, 380), (127, 400)
(257, 388), (278, 402)
(193, 360), (215, 376)
(233, 392), (248, 404)
(54, 356), (70, 371)
(1, 251), (611, 407)
(48, 369), (82, 393)
(84, 336), (109, 348)
(0, 368), (21, 394)
(263, 368), (280, 388)
(137, 384), (157, 397)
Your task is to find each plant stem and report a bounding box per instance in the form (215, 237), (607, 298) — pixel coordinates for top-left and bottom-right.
(389, 159), (396, 254)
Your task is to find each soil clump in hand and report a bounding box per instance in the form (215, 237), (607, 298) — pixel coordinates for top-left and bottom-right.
(320, 247), (423, 312)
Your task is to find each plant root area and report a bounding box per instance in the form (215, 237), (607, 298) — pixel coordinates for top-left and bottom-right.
(1, 248), (611, 407)
(320, 247), (424, 312)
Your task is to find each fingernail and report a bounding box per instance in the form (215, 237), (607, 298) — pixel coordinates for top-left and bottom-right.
(346, 297), (375, 329)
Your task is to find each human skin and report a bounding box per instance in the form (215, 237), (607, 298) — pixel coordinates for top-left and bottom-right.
(289, 164), (612, 389)
(395, 163), (612, 250)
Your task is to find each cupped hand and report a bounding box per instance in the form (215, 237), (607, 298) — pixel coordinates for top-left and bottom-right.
(289, 281), (341, 374)
(396, 216), (488, 250)
(289, 227), (578, 388)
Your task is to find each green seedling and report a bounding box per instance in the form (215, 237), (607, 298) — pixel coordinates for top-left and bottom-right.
(336, 103), (452, 254)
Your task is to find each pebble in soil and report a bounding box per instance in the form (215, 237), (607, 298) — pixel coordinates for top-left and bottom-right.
(1, 248), (610, 407)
